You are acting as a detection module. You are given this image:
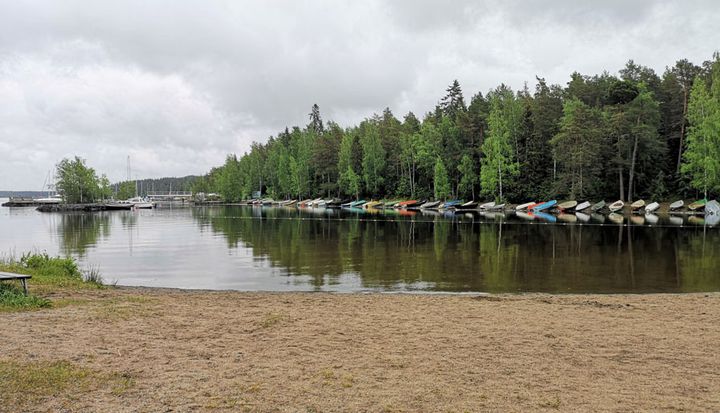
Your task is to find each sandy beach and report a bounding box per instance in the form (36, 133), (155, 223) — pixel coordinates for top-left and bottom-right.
(1, 288), (719, 412)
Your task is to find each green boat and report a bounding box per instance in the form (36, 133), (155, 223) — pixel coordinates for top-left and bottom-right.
(688, 199), (707, 211)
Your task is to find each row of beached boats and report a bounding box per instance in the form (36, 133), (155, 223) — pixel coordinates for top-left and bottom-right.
(241, 197), (720, 216)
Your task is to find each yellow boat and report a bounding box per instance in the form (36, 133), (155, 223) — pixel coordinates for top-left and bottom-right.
(364, 201), (383, 209)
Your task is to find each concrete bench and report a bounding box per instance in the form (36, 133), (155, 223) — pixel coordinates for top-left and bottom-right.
(0, 272), (31, 295)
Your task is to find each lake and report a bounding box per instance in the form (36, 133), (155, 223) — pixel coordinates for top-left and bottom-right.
(1, 199), (719, 293)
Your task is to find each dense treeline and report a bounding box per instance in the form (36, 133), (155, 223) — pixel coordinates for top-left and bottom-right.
(195, 55), (720, 203)
(114, 176), (198, 199)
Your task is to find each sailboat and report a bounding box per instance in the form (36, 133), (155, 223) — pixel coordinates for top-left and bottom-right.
(35, 170), (62, 204)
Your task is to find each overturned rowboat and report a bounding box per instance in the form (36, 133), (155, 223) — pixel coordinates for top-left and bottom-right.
(630, 199), (645, 212)
(591, 200), (606, 212)
(645, 201), (660, 213)
(515, 201), (535, 211)
(575, 201), (591, 211)
(688, 199), (707, 212)
(669, 200), (684, 211)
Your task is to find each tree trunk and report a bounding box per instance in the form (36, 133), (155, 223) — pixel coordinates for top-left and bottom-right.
(627, 117), (641, 202)
(498, 159), (503, 202)
(677, 88), (688, 174)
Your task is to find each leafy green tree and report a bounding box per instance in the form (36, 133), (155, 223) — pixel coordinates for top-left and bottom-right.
(433, 157), (451, 200)
(457, 153), (477, 199)
(480, 86), (521, 201)
(360, 122), (386, 196)
(682, 74), (720, 197)
(116, 181), (136, 200)
(55, 157), (103, 203)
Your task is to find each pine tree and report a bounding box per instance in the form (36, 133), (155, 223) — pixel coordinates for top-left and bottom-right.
(308, 104), (324, 134)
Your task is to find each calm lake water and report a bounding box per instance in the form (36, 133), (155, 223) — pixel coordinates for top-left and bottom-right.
(1, 198), (719, 293)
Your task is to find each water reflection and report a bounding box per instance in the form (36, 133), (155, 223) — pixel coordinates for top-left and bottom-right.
(191, 206), (720, 293)
(57, 213), (111, 256)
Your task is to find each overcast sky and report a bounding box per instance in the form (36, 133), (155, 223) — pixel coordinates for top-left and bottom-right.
(1, 0), (719, 190)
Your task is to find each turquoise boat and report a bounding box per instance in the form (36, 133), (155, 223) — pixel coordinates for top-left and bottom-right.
(531, 200), (557, 212)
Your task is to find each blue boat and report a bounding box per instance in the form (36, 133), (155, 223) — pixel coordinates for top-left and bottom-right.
(531, 200), (557, 212)
(534, 212), (557, 223)
(441, 200), (463, 208)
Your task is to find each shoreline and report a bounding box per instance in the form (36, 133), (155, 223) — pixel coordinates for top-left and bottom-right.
(2, 287), (719, 411)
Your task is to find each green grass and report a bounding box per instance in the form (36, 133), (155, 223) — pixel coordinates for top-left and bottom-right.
(0, 359), (135, 407)
(0, 252), (107, 311)
(0, 283), (51, 311)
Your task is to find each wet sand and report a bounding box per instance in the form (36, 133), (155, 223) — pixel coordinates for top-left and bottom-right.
(1, 288), (719, 412)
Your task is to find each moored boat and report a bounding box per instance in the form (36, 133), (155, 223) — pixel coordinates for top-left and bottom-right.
(515, 201), (535, 211)
(440, 200), (462, 209)
(557, 200), (578, 211)
(459, 200), (478, 209)
(530, 200), (557, 212)
(630, 199), (645, 212)
(608, 200), (624, 212)
(669, 200), (684, 211)
(575, 201), (591, 211)
(645, 201), (660, 213)
(478, 201), (496, 210)
(591, 200), (606, 212)
(349, 199), (367, 208)
(364, 201), (382, 209)
(688, 199), (707, 212)
(486, 203), (505, 211)
(420, 200), (441, 209)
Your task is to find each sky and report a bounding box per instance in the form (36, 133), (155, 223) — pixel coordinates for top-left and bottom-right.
(1, 0), (719, 190)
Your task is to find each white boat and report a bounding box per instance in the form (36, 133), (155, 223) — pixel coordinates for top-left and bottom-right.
(479, 201), (496, 210)
(515, 202), (535, 211)
(645, 202), (660, 213)
(669, 200), (684, 211)
(487, 203), (505, 211)
(34, 194), (63, 204)
(575, 201), (591, 211)
(128, 197), (154, 209)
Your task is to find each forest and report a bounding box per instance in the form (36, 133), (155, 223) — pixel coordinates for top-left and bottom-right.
(193, 54), (720, 203)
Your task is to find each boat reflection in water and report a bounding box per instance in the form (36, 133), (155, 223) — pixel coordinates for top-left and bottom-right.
(189, 206), (720, 293)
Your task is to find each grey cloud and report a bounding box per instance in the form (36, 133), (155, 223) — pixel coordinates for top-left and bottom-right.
(1, 0), (719, 189)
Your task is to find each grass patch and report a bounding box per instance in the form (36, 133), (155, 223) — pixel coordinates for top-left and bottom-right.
(258, 312), (286, 328)
(0, 359), (136, 408)
(91, 296), (161, 321)
(0, 283), (51, 312)
(0, 251), (106, 292)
